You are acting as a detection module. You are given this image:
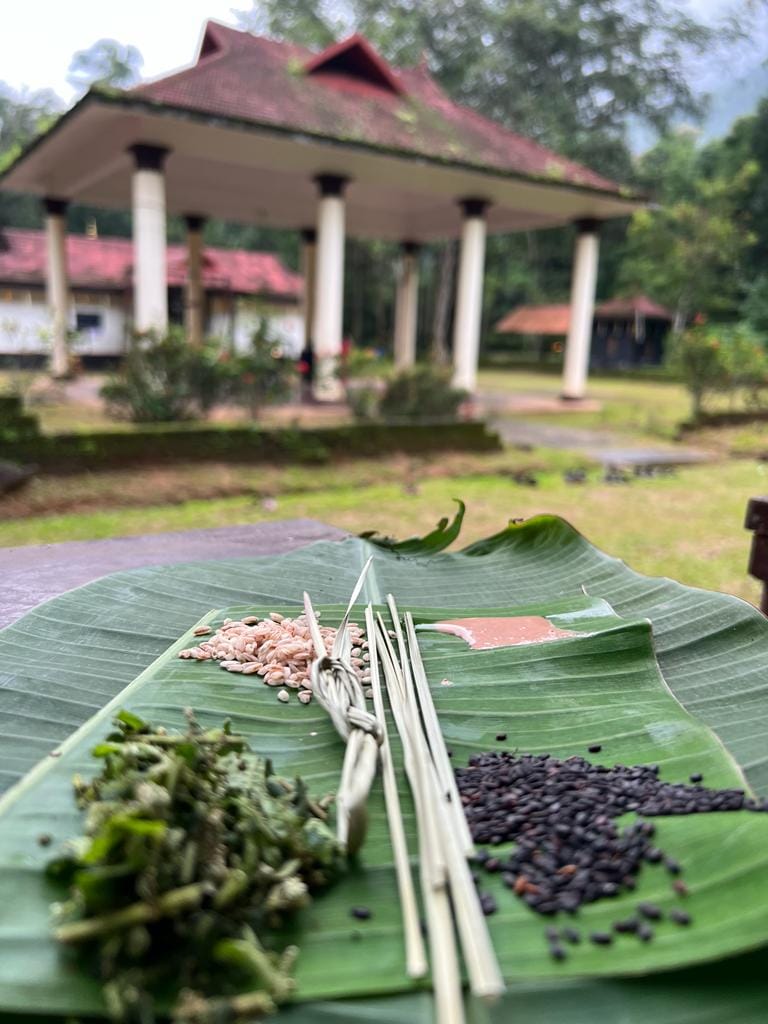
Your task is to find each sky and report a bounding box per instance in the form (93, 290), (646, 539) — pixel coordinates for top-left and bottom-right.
(0, 1), (243, 102)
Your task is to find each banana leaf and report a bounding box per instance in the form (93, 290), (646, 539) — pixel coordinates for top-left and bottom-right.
(0, 515), (767, 1021)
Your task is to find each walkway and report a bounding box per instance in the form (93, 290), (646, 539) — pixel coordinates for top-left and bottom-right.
(490, 418), (713, 469)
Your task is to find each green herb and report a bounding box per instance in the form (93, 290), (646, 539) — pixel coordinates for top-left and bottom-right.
(47, 708), (343, 1022)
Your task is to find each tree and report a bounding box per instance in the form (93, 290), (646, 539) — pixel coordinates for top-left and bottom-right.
(67, 39), (144, 94)
(0, 83), (63, 228)
(619, 132), (756, 325)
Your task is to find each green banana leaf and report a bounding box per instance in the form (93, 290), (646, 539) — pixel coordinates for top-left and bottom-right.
(1, 515), (767, 1022)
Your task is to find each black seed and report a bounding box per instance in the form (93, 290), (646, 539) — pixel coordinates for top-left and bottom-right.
(637, 923), (654, 942)
(496, 733), (507, 742)
(37, 834), (52, 847)
(590, 931), (613, 945)
(613, 918), (639, 934)
(545, 927), (560, 942)
(689, 773), (703, 783)
(480, 894), (498, 916)
(670, 909), (691, 926)
(456, 748), (764, 923)
(588, 744), (602, 753)
(562, 927), (581, 944)
(637, 902), (663, 921)
(549, 944), (567, 961)
(350, 906), (372, 920)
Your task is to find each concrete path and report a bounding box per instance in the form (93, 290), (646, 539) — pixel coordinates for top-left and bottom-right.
(491, 417), (714, 468)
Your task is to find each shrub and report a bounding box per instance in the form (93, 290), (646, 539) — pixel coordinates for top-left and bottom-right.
(220, 334), (296, 418)
(101, 330), (224, 423)
(670, 321), (768, 420)
(353, 366), (467, 422)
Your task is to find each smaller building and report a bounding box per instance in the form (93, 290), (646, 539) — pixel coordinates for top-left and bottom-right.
(495, 295), (674, 369)
(0, 228), (303, 365)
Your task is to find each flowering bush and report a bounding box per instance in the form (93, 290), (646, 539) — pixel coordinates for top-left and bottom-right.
(669, 321), (768, 420)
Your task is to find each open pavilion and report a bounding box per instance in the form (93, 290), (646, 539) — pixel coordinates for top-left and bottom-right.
(0, 20), (643, 396)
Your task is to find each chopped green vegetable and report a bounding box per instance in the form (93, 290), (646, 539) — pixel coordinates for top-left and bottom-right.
(48, 709), (343, 1022)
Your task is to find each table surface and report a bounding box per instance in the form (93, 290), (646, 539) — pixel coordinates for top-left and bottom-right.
(0, 519), (347, 629)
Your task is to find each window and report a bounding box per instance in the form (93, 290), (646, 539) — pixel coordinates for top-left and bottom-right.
(76, 311), (102, 331)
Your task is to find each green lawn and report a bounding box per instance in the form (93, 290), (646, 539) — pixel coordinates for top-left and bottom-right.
(477, 368), (693, 440)
(1, 457), (762, 606)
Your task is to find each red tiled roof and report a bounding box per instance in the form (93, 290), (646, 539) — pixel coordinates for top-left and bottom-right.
(0, 228), (302, 298)
(495, 304), (571, 335)
(495, 295), (674, 334)
(130, 22), (621, 195)
(595, 295), (673, 320)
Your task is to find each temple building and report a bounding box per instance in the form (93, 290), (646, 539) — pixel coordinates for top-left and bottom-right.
(0, 20), (643, 396)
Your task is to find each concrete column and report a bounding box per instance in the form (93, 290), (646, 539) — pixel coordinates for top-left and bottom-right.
(300, 227), (317, 350)
(452, 198), (489, 393)
(562, 219), (601, 400)
(129, 143), (170, 334)
(42, 197), (70, 378)
(184, 214), (206, 346)
(312, 174), (347, 400)
(393, 241), (420, 370)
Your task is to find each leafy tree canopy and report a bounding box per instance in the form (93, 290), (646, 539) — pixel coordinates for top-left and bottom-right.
(67, 39), (144, 94)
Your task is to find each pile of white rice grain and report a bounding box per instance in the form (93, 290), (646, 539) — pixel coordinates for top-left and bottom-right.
(179, 611), (369, 704)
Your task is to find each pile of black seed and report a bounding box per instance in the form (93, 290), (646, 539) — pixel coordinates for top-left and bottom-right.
(457, 751), (767, 919)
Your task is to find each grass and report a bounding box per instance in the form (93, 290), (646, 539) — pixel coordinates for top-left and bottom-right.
(477, 369), (692, 441)
(2, 366), (763, 606)
(1, 456), (762, 607)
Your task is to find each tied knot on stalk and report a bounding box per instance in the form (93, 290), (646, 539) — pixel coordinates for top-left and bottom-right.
(304, 558), (380, 856)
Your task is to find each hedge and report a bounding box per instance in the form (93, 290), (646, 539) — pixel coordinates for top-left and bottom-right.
(6, 420), (501, 474)
(678, 409), (768, 431)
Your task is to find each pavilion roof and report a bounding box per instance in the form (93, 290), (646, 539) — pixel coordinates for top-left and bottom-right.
(0, 228), (302, 298)
(495, 304), (571, 335)
(495, 295), (674, 335)
(595, 295), (674, 320)
(127, 22), (624, 197)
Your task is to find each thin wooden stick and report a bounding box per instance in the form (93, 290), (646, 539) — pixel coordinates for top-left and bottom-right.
(387, 598), (505, 1003)
(365, 604), (427, 980)
(404, 610), (474, 856)
(376, 614), (446, 885)
(376, 619), (465, 1024)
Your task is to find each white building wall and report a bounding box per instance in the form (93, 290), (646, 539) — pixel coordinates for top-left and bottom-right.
(0, 289), (302, 359)
(0, 288), (126, 357)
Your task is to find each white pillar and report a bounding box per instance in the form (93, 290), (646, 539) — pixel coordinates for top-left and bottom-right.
(393, 241), (420, 370)
(43, 197), (70, 378)
(562, 219), (601, 400)
(312, 174), (347, 401)
(452, 199), (488, 393)
(300, 227), (317, 350)
(184, 214), (205, 346)
(129, 144), (169, 334)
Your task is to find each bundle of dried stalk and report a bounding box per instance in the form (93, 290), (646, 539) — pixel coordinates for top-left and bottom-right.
(303, 558), (381, 855)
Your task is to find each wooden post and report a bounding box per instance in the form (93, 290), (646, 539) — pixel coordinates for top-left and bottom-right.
(745, 497), (768, 614)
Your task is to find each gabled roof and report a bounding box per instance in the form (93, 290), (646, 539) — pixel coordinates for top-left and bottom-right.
(0, 228), (302, 298)
(304, 34), (405, 96)
(595, 295), (673, 320)
(495, 304), (571, 335)
(128, 21), (622, 195)
(495, 295), (674, 334)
